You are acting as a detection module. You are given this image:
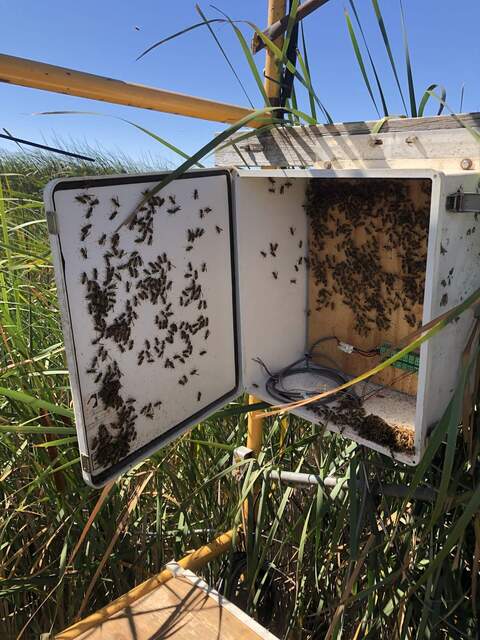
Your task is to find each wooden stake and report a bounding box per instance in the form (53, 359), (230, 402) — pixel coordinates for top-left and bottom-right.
(264, 0), (287, 106)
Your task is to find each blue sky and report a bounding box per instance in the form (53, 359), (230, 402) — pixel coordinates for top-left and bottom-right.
(1, 1), (479, 166)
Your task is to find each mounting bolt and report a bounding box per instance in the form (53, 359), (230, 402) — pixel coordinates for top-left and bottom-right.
(323, 160), (332, 169)
(405, 135), (418, 144)
(460, 158), (473, 170)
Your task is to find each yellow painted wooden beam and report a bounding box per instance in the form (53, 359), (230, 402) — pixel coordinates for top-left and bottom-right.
(247, 395), (264, 455)
(264, 0), (287, 106)
(55, 529), (236, 639)
(0, 53), (266, 128)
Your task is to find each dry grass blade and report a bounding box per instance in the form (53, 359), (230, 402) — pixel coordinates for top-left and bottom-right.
(324, 533), (376, 640)
(67, 480), (115, 567)
(13, 481), (115, 639)
(75, 471), (154, 620)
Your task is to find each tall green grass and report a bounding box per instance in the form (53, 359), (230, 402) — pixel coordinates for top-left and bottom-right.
(1, 148), (479, 638)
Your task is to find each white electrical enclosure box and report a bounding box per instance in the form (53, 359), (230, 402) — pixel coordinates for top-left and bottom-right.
(45, 168), (480, 486)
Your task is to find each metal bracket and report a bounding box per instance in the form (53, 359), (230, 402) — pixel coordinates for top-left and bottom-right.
(46, 210), (58, 234)
(446, 190), (480, 213)
(81, 454), (92, 473)
(232, 446), (255, 481)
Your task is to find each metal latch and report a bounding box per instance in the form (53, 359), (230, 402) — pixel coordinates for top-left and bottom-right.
(46, 210), (58, 234)
(81, 454), (92, 473)
(446, 190), (480, 213)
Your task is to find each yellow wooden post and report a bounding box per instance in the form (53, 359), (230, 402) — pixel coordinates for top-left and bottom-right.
(247, 0), (286, 448)
(244, 0), (287, 526)
(264, 0), (287, 106)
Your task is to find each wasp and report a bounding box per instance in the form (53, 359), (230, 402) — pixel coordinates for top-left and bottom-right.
(260, 250), (267, 258)
(197, 391), (202, 402)
(109, 210), (118, 220)
(80, 223), (92, 241)
(185, 245), (193, 252)
(272, 271), (278, 280)
(81, 272), (87, 285)
(88, 393), (98, 408)
(193, 189), (199, 200)
(98, 233), (106, 246)
(199, 350), (207, 356)
(80, 247), (88, 259)
(204, 329), (210, 340)
(167, 205), (181, 214)
(289, 227), (295, 236)
(201, 262), (207, 272)
(111, 196), (120, 208)
(290, 279), (296, 284)
(215, 226), (223, 234)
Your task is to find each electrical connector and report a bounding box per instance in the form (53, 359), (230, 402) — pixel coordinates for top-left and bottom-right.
(338, 341), (354, 354)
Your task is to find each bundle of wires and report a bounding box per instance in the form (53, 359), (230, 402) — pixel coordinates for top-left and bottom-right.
(253, 337), (360, 408)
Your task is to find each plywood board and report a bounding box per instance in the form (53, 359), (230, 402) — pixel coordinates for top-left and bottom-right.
(66, 571), (278, 640)
(307, 178), (431, 398)
(46, 170), (239, 486)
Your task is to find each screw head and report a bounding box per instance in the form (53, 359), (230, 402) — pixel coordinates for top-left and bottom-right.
(461, 158), (473, 170)
(324, 161), (332, 169)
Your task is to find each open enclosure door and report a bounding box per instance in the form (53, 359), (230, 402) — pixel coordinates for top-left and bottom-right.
(45, 170), (240, 487)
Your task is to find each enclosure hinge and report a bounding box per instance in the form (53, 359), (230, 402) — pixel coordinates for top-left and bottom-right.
(81, 454), (92, 473)
(46, 210), (58, 234)
(446, 190), (480, 213)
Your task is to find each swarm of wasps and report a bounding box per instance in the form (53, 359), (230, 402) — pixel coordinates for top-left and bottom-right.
(76, 185), (218, 468)
(305, 178), (430, 337)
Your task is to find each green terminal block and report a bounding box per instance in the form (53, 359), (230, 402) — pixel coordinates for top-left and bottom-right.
(378, 343), (420, 373)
